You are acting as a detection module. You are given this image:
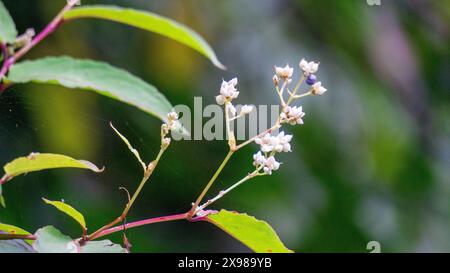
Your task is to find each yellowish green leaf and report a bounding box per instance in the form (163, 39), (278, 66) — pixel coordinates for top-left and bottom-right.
(0, 223), (32, 244)
(110, 123), (146, 171)
(42, 198), (86, 231)
(206, 209), (293, 253)
(3, 152), (103, 178)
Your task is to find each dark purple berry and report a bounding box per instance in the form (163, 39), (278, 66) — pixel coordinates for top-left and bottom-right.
(306, 74), (317, 86)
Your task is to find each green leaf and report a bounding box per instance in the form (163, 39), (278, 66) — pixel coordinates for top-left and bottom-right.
(0, 1), (17, 44)
(32, 226), (79, 253)
(206, 210), (293, 253)
(80, 240), (127, 253)
(0, 223), (31, 236)
(8, 56), (174, 122)
(32, 226), (127, 253)
(0, 223), (32, 244)
(64, 5), (225, 69)
(3, 152), (104, 178)
(42, 198), (87, 231)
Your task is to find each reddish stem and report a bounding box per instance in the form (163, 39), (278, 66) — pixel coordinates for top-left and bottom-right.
(0, 43), (10, 93)
(0, 1), (77, 94)
(0, 234), (36, 241)
(0, 174), (10, 185)
(0, 212), (212, 242)
(90, 212), (189, 240)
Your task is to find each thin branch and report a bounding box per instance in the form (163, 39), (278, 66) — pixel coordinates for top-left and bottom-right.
(188, 149), (234, 218)
(110, 123), (147, 172)
(0, 174), (11, 185)
(235, 122), (280, 151)
(0, 234), (36, 241)
(89, 213), (189, 240)
(0, 43), (11, 93)
(195, 169), (265, 214)
(87, 151), (164, 241)
(0, 0), (79, 93)
(12, 1), (78, 61)
(285, 75), (305, 106)
(225, 102), (236, 149)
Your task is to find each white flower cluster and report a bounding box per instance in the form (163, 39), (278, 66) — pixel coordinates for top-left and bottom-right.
(253, 131), (292, 174)
(299, 59), (319, 76)
(255, 132), (292, 153)
(213, 57), (328, 178)
(311, 82), (327, 96)
(216, 78), (253, 119)
(274, 59), (326, 96)
(216, 78), (239, 105)
(273, 65), (294, 84)
(253, 152), (280, 175)
(280, 106), (305, 125)
(161, 111), (181, 147)
(300, 58), (327, 95)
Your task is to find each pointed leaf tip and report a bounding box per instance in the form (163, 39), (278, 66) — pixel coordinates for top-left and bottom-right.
(64, 5), (225, 69)
(42, 198), (87, 231)
(206, 209), (294, 253)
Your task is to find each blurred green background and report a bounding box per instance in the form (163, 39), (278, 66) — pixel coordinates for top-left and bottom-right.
(1, 0), (449, 252)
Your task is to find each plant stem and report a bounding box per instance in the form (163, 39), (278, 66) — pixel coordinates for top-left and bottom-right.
(286, 75), (305, 106)
(0, 43), (11, 93)
(0, 234), (36, 241)
(13, 1), (76, 61)
(0, 174), (10, 185)
(89, 212), (189, 241)
(276, 82), (287, 106)
(87, 148), (166, 241)
(292, 90), (312, 99)
(188, 149), (234, 218)
(235, 122), (281, 151)
(195, 171), (261, 213)
(0, 1), (78, 91)
(224, 102), (236, 149)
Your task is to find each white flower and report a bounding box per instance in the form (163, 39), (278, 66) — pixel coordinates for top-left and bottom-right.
(167, 111), (179, 121)
(299, 59), (319, 75)
(254, 131), (293, 153)
(165, 111), (182, 132)
(255, 133), (274, 153)
(280, 106), (305, 125)
(253, 151), (267, 166)
(240, 105), (253, 116)
(216, 78), (239, 105)
(275, 65), (294, 81)
(311, 82), (327, 95)
(263, 156), (280, 175)
(253, 152), (281, 175)
(275, 131), (292, 152)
